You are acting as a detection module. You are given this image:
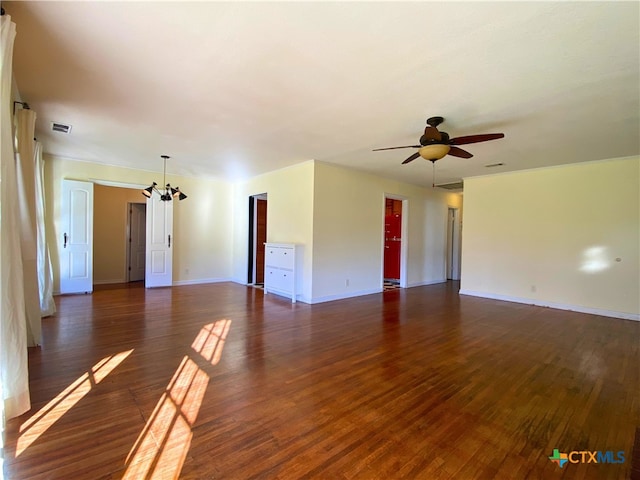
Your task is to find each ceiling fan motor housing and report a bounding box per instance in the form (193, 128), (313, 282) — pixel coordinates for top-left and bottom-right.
(420, 130), (449, 146)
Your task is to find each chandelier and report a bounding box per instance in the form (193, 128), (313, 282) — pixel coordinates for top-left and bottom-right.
(142, 155), (187, 201)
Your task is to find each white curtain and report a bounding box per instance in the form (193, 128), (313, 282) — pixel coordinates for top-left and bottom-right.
(16, 108), (42, 346)
(0, 13), (31, 419)
(35, 141), (55, 317)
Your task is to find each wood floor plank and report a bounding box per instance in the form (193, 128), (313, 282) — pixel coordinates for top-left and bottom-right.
(4, 281), (638, 479)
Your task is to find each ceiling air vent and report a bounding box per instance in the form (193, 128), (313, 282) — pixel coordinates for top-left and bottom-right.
(51, 122), (72, 134)
(436, 181), (463, 190)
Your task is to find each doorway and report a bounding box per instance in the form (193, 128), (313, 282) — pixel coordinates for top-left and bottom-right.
(62, 181), (172, 293)
(91, 184), (150, 288)
(446, 207), (461, 280)
(383, 197), (403, 288)
(127, 202), (147, 282)
(248, 194), (268, 285)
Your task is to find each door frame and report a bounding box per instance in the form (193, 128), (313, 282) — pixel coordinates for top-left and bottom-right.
(75, 179), (162, 288)
(447, 207), (462, 280)
(381, 194), (408, 289)
(247, 193), (267, 284)
(126, 202), (147, 282)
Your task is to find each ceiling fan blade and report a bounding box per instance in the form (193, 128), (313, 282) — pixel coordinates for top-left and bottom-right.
(402, 152), (421, 164)
(449, 133), (504, 145)
(372, 145), (421, 151)
(447, 146), (473, 159)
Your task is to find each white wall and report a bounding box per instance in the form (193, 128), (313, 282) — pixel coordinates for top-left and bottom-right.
(231, 161), (315, 301)
(460, 157), (640, 320)
(311, 161), (461, 303)
(48, 154), (461, 305)
(44, 155), (233, 291)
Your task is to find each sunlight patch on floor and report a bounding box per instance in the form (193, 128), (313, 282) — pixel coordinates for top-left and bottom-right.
(123, 320), (231, 479)
(191, 319), (231, 365)
(16, 349), (133, 457)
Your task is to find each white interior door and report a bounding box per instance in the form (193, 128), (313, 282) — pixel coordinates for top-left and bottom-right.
(129, 203), (146, 282)
(145, 193), (173, 287)
(60, 179), (93, 294)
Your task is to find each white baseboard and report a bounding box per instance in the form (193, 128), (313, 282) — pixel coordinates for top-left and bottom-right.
(56, 278), (233, 293)
(172, 277), (232, 286)
(253, 279), (447, 305)
(93, 278), (126, 285)
(407, 279), (446, 288)
(300, 280), (446, 304)
(263, 289), (299, 303)
(306, 288), (383, 305)
(459, 289), (640, 322)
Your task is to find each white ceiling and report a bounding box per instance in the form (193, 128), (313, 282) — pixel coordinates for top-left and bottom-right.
(5, 1), (639, 187)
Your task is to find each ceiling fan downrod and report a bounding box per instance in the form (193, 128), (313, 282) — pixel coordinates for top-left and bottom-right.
(431, 159), (436, 188)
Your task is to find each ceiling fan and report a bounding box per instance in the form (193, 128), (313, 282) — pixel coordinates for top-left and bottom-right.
(373, 116), (505, 165)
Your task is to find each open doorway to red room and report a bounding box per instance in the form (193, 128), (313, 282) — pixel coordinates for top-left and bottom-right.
(383, 197), (406, 290)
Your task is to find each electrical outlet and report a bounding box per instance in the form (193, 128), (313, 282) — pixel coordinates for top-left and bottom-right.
(531, 285), (536, 293)
(346, 279), (350, 287)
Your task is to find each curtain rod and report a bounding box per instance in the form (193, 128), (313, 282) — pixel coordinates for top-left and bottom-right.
(13, 101), (30, 115)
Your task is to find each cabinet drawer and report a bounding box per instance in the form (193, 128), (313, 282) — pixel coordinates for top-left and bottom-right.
(265, 247), (294, 270)
(265, 268), (293, 292)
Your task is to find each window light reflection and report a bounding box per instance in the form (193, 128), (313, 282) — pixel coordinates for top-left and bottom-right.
(580, 246), (611, 273)
(122, 356), (209, 480)
(191, 319), (232, 365)
(123, 319), (231, 479)
(16, 349), (133, 457)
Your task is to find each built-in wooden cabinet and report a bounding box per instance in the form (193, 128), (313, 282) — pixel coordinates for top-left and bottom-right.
(264, 243), (297, 303)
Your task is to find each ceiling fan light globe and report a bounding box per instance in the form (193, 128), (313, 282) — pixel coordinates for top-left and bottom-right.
(419, 144), (450, 161)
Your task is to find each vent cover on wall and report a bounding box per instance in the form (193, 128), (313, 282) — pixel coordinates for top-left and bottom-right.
(436, 181), (463, 190)
(51, 122), (72, 134)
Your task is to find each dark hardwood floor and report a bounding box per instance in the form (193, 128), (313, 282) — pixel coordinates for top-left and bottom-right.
(4, 282), (639, 479)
